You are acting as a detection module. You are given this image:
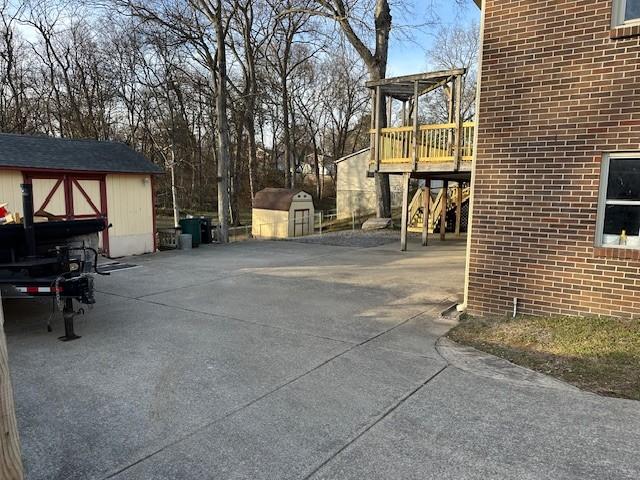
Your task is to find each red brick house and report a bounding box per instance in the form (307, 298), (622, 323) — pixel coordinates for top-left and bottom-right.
(464, 0), (640, 318)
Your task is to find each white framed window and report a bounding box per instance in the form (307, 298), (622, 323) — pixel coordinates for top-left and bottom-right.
(596, 153), (640, 249)
(613, 0), (640, 26)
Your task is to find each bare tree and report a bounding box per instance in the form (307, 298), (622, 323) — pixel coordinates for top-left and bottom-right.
(424, 21), (479, 123)
(287, 0), (393, 217)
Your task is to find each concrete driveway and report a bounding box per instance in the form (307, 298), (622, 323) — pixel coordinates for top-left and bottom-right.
(4, 236), (639, 480)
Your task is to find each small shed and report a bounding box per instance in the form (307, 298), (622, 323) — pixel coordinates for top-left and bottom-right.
(252, 188), (315, 239)
(0, 133), (162, 258)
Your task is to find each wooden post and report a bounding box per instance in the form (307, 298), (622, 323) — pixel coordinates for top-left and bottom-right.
(440, 180), (448, 241)
(447, 80), (455, 157)
(0, 294), (24, 480)
(453, 75), (463, 170)
(374, 86), (382, 172)
(412, 81), (420, 172)
(422, 179), (431, 247)
(400, 173), (411, 252)
(456, 182), (463, 237)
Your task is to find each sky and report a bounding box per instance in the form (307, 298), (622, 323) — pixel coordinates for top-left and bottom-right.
(386, 0), (480, 77)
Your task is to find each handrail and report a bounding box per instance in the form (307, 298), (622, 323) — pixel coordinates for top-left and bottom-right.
(370, 121), (476, 166)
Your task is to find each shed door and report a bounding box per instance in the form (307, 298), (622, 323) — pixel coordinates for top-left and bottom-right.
(25, 173), (109, 254)
(293, 209), (310, 237)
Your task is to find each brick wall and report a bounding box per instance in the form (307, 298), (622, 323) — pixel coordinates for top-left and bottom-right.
(467, 0), (640, 318)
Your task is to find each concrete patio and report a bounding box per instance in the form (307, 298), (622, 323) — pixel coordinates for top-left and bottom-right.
(4, 236), (639, 479)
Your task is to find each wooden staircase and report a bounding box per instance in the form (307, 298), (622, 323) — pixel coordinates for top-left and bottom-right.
(408, 185), (470, 233)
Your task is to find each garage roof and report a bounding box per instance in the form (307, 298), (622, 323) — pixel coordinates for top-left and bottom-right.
(253, 188), (310, 212)
(0, 133), (162, 174)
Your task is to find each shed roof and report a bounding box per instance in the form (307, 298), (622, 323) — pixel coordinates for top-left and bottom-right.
(0, 133), (162, 174)
(253, 188), (310, 211)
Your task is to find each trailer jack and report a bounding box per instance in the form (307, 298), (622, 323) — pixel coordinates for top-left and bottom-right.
(59, 298), (83, 342)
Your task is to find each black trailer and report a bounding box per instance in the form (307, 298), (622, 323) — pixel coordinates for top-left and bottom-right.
(0, 184), (109, 340)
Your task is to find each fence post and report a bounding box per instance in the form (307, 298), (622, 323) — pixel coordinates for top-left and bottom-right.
(0, 294), (24, 480)
(320, 212), (323, 236)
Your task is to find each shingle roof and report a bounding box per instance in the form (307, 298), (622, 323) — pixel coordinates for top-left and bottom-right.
(0, 133), (163, 174)
(253, 188), (311, 211)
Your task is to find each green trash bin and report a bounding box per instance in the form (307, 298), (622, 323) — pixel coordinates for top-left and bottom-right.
(179, 218), (201, 247)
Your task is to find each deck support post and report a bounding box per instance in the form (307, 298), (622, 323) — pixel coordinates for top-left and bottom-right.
(374, 86), (382, 172)
(440, 180), (448, 241)
(412, 81), (420, 171)
(400, 173), (411, 251)
(453, 75), (463, 170)
(422, 179), (431, 247)
(0, 294), (24, 480)
(447, 79), (455, 158)
(456, 182), (463, 237)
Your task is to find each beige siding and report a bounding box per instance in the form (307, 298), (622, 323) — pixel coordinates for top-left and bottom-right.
(32, 178), (66, 216)
(336, 150), (403, 218)
(252, 208), (290, 239)
(0, 170), (24, 215)
(72, 179), (101, 215)
(106, 174), (154, 257)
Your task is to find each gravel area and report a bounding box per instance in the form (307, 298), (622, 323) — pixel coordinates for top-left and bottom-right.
(287, 229), (401, 248)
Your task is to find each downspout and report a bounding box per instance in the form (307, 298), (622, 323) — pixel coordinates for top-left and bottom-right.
(458, 0), (486, 313)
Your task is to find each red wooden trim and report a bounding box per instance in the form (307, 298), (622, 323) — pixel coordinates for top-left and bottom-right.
(23, 171), (104, 181)
(38, 177), (64, 212)
(100, 176), (110, 256)
(72, 178), (101, 215)
(151, 175), (158, 253)
(64, 176), (74, 220)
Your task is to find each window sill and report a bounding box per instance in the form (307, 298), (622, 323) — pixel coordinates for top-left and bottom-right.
(611, 22), (640, 39)
(594, 246), (640, 260)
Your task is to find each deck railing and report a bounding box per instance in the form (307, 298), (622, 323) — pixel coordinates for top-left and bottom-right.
(372, 122), (475, 166)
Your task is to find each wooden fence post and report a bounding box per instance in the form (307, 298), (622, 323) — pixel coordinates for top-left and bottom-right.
(0, 294), (24, 480)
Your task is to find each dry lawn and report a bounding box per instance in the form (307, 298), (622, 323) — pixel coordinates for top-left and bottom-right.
(448, 315), (640, 401)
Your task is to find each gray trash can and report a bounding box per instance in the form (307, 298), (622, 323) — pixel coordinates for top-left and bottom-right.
(178, 233), (192, 250)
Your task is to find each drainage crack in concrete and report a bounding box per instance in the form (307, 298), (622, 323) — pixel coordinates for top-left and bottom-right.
(100, 305), (443, 480)
(301, 364), (450, 480)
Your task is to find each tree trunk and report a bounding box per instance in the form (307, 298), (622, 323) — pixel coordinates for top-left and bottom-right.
(170, 159), (179, 228)
(282, 79), (292, 189)
(246, 116), (257, 200)
(213, 0), (230, 243)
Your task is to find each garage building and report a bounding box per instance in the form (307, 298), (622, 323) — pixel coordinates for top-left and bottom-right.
(0, 133), (162, 258)
(252, 188), (315, 239)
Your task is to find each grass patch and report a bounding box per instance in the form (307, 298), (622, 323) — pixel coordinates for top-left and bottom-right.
(448, 314), (640, 401)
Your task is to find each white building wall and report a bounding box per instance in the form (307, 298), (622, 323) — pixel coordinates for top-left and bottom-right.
(106, 174), (154, 257)
(336, 149), (403, 219)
